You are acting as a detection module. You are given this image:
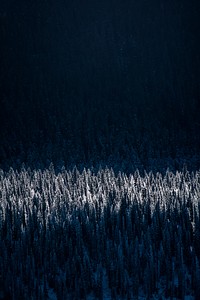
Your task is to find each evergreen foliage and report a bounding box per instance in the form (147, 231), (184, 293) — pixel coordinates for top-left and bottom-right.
(0, 166), (199, 299)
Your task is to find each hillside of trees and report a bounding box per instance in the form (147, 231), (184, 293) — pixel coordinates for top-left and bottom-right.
(0, 1), (200, 298)
(0, 166), (200, 299)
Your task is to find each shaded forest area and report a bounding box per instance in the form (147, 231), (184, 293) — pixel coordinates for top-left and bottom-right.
(0, 167), (200, 299)
(0, 0), (200, 170)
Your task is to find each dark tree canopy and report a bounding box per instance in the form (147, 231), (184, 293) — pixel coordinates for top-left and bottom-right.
(0, 0), (200, 170)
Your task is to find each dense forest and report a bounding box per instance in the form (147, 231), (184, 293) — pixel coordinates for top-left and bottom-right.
(0, 167), (200, 299)
(0, 0), (200, 299)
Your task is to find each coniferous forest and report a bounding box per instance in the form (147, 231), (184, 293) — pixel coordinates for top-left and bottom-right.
(1, 167), (200, 299)
(0, 0), (200, 298)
